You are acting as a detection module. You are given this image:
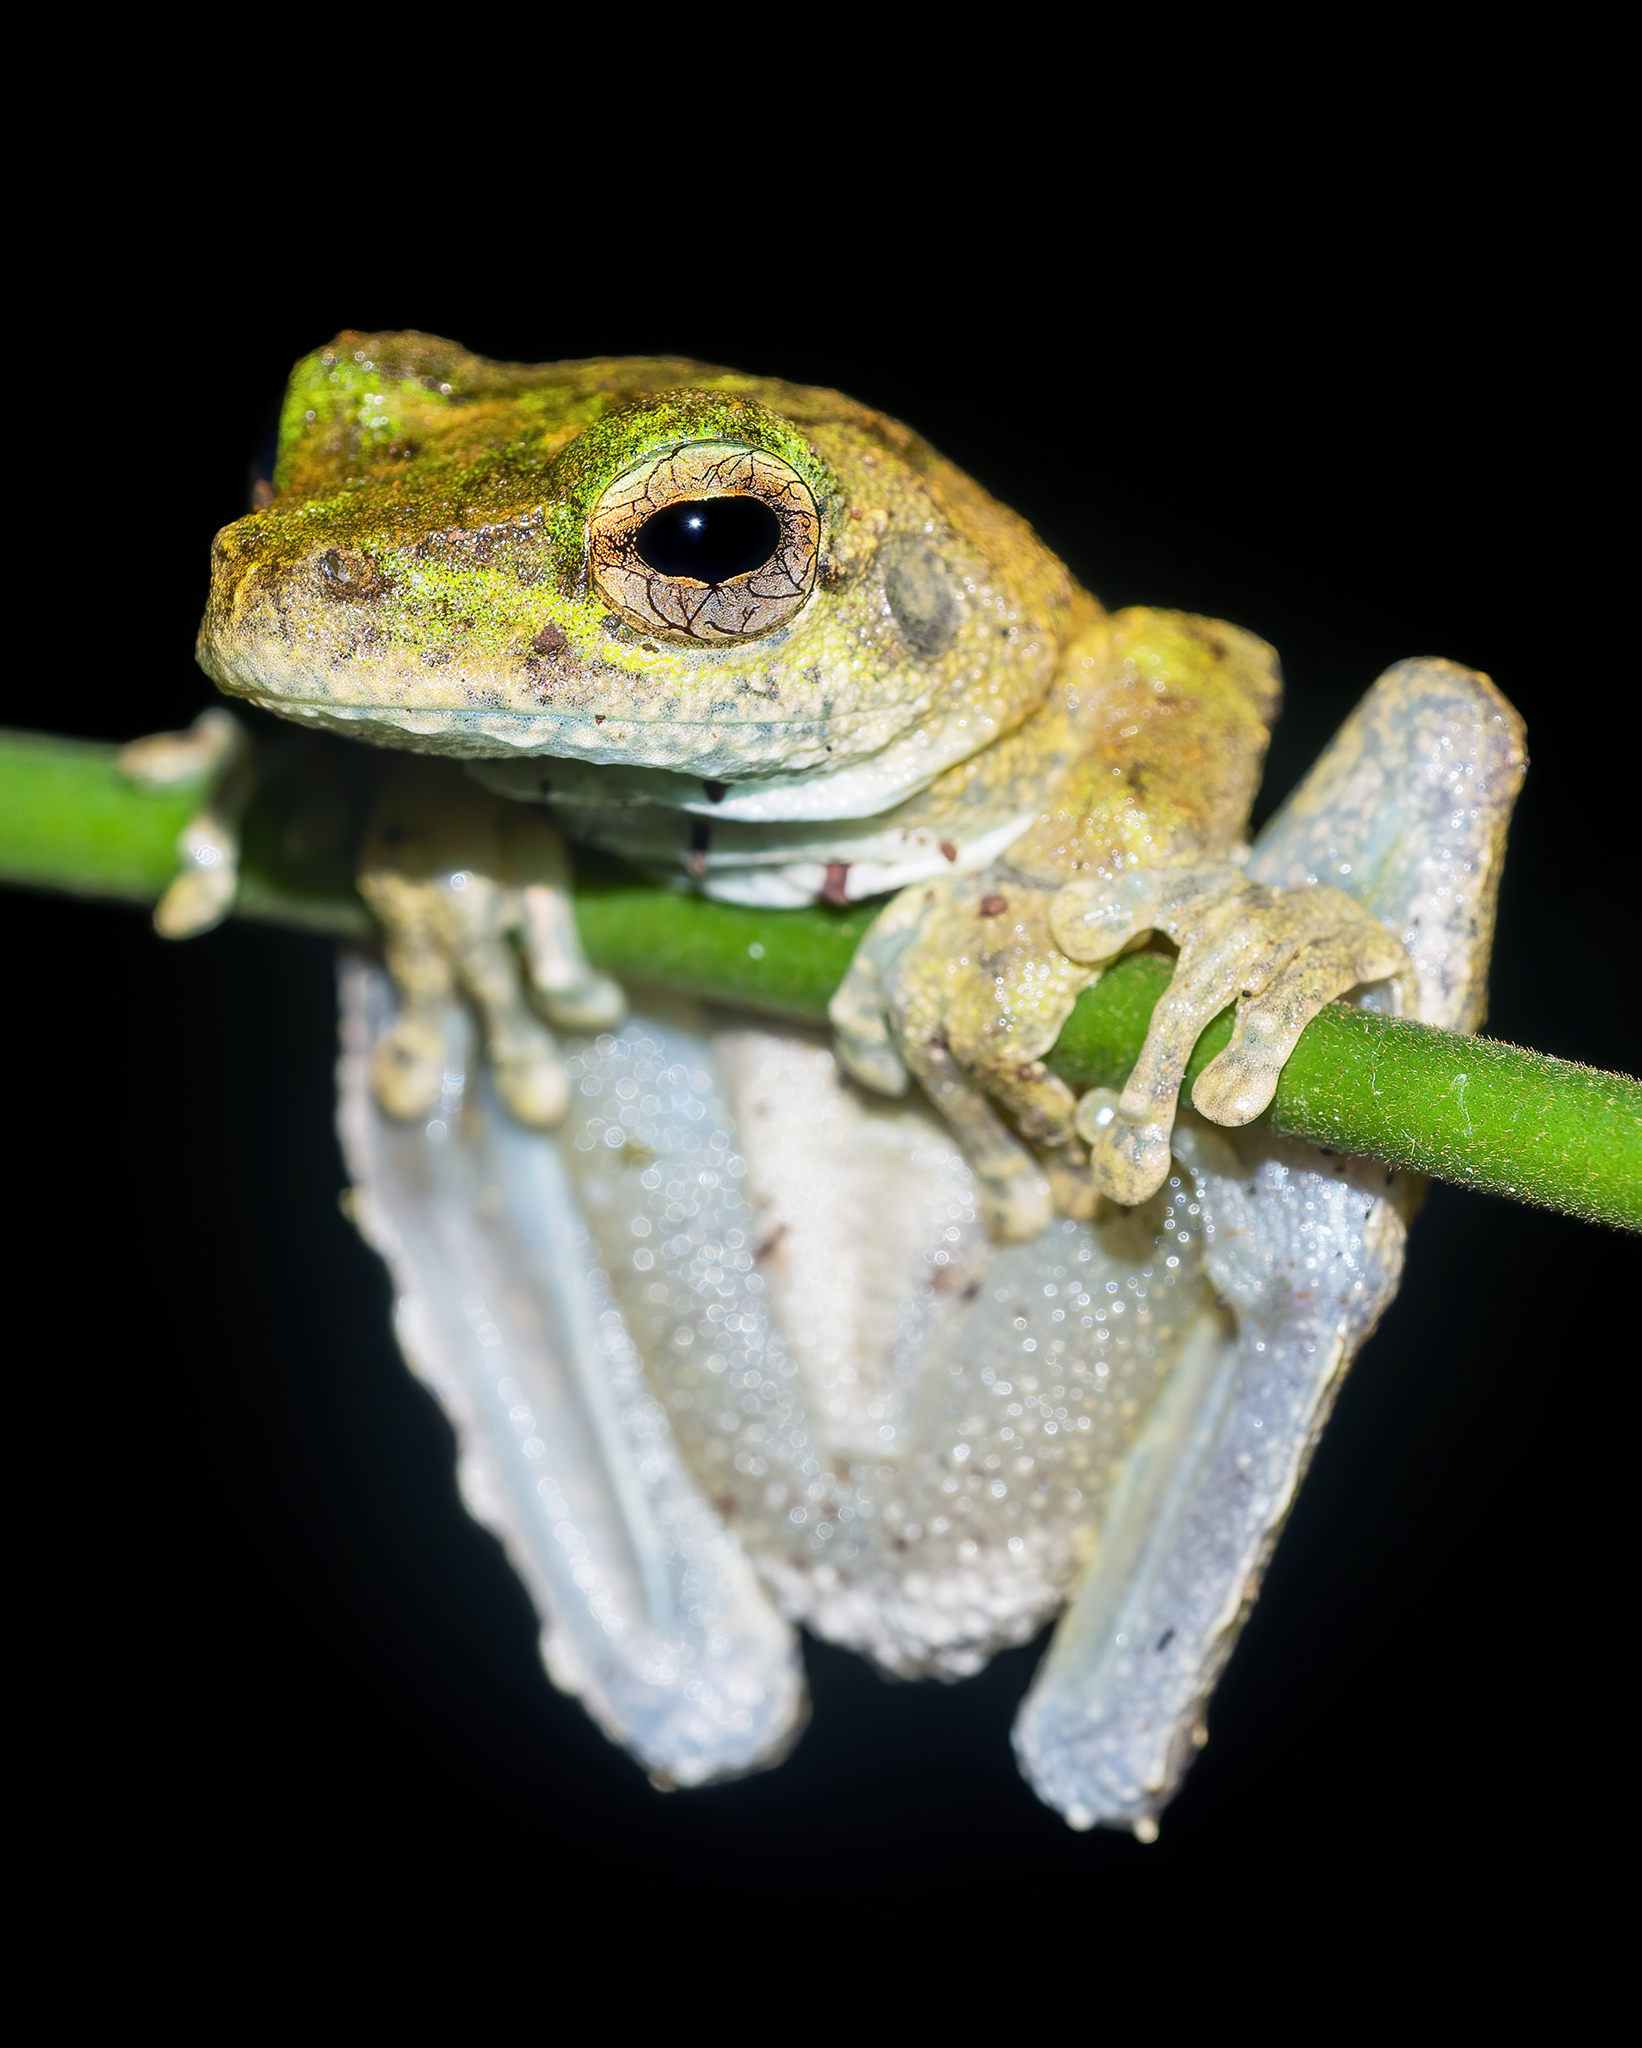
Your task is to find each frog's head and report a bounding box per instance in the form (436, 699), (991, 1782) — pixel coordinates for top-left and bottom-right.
(198, 331), (1075, 793)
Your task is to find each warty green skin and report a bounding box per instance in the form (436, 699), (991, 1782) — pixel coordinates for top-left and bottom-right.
(199, 330), (1073, 792)
(195, 331), (1449, 1234)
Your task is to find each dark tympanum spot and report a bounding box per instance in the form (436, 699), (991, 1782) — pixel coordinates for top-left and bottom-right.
(882, 535), (961, 659)
(635, 498), (782, 584)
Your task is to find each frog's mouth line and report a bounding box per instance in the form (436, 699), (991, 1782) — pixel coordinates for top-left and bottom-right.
(211, 643), (959, 743)
(230, 672), (1030, 750)
(246, 690), (935, 736)
(240, 686), (1028, 824)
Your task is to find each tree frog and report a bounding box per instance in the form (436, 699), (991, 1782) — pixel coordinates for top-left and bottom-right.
(160, 330), (1525, 1833)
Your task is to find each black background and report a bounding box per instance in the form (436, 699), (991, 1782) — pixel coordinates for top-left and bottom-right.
(9, 183), (1632, 1938)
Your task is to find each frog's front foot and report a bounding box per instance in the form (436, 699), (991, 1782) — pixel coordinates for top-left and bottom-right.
(832, 859), (1410, 1233)
(118, 709), (250, 938)
(359, 760), (625, 1130)
(830, 873), (1096, 1241)
(1053, 865), (1411, 1205)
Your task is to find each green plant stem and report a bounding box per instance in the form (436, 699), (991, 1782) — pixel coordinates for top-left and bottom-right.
(3, 726), (1637, 1232)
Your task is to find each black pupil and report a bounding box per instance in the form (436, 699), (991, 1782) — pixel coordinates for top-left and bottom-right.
(634, 498), (781, 583)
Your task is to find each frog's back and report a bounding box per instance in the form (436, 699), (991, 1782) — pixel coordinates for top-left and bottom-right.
(271, 329), (918, 503)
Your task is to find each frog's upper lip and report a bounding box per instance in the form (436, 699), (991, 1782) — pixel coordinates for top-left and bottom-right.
(239, 691), (920, 732)
(228, 685), (1010, 823)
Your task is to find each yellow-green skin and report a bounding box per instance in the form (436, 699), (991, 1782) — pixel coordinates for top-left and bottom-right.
(201, 331), (1403, 1234)
(198, 329), (1072, 787)
(200, 330), (1279, 898)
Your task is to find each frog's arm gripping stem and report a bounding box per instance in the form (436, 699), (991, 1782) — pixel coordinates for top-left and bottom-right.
(357, 757), (625, 1132)
(1053, 865), (1411, 1206)
(117, 709), (251, 938)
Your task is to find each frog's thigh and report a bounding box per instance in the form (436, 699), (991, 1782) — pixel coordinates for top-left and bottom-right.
(1246, 656), (1527, 1031)
(359, 759), (568, 1128)
(1018, 657), (1524, 1829)
(1013, 1120), (1411, 1835)
(336, 958), (804, 1786)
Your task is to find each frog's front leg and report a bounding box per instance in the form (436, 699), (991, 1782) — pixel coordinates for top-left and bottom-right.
(833, 606), (1303, 1235)
(831, 871), (1092, 1239)
(833, 607), (1418, 1230)
(358, 757), (623, 1129)
(118, 708), (250, 938)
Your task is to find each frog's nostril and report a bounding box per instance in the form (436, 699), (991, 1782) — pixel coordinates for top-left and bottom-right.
(318, 547), (389, 601)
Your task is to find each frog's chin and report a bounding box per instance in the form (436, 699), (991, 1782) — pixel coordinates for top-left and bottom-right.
(218, 686), (1021, 824)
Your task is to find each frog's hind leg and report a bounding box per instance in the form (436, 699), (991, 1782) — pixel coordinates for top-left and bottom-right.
(1243, 655), (1526, 1031)
(1013, 656), (1525, 1833)
(1013, 1126), (1411, 1834)
(336, 959), (804, 1786)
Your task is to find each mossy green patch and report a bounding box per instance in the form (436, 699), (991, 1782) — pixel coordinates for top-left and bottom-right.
(270, 333), (839, 575)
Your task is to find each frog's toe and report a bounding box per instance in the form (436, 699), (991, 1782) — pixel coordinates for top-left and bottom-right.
(117, 707), (245, 790)
(829, 949), (911, 1097)
(905, 1035), (1051, 1239)
(516, 875), (628, 1034)
(1073, 1085), (1121, 1148)
(1086, 1107), (1176, 1208)
(1188, 1047), (1280, 1126)
(371, 1013), (447, 1121)
(1191, 923), (1409, 1128)
(489, 1022), (571, 1129)
(1077, 959), (1235, 1206)
(978, 1162), (1056, 1242)
(153, 868), (234, 939)
(1078, 1070), (1178, 1205)
(152, 819), (239, 938)
(834, 1030), (912, 1098)
(535, 969), (627, 1035)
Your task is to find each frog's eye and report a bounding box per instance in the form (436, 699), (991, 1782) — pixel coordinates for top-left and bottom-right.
(588, 441), (819, 643)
